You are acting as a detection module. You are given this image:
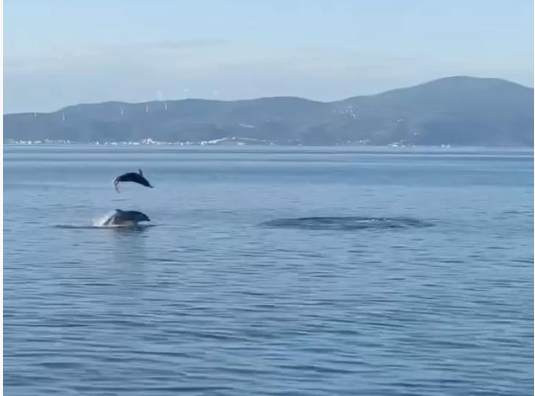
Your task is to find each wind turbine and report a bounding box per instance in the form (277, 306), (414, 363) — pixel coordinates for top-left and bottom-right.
(158, 90), (168, 111)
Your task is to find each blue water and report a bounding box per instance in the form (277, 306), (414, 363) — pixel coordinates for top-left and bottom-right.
(4, 146), (534, 396)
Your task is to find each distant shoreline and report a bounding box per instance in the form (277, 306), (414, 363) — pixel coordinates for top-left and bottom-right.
(5, 77), (533, 148)
(4, 141), (533, 155)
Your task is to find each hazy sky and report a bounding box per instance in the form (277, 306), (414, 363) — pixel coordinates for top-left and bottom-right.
(4, 0), (534, 113)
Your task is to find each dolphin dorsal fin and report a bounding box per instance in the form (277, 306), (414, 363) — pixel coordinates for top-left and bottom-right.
(115, 209), (124, 213)
(138, 169), (143, 176)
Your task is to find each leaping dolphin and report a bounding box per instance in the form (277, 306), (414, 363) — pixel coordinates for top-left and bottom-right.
(113, 169), (153, 192)
(103, 209), (151, 227)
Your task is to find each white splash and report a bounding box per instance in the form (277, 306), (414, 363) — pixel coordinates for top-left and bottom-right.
(92, 211), (115, 227)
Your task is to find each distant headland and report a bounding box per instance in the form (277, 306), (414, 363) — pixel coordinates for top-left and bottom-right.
(4, 76), (533, 147)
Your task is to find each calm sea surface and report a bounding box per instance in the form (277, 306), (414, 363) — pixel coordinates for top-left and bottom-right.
(4, 146), (534, 396)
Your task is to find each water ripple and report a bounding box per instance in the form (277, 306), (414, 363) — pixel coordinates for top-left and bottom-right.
(261, 216), (433, 231)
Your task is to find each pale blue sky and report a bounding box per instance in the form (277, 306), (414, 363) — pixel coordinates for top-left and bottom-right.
(4, 0), (534, 113)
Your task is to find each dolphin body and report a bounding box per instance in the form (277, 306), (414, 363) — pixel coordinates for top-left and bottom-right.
(102, 209), (151, 227)
(113, 169), (153, 192)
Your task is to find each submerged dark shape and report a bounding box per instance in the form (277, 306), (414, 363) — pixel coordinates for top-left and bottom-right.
(261, 216), (433, 231)
(113, 169), (153, 192)
(103, 209), (151, 227)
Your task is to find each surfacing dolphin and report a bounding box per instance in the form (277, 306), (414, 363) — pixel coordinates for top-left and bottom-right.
(103, 209), (151, 227)
(113, 169), (153, 192)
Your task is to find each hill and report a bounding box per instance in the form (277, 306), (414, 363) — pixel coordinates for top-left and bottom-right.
(4, 76), (533, 146)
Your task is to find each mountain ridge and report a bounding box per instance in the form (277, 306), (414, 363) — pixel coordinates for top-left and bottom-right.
(5, 76), (534, 146)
